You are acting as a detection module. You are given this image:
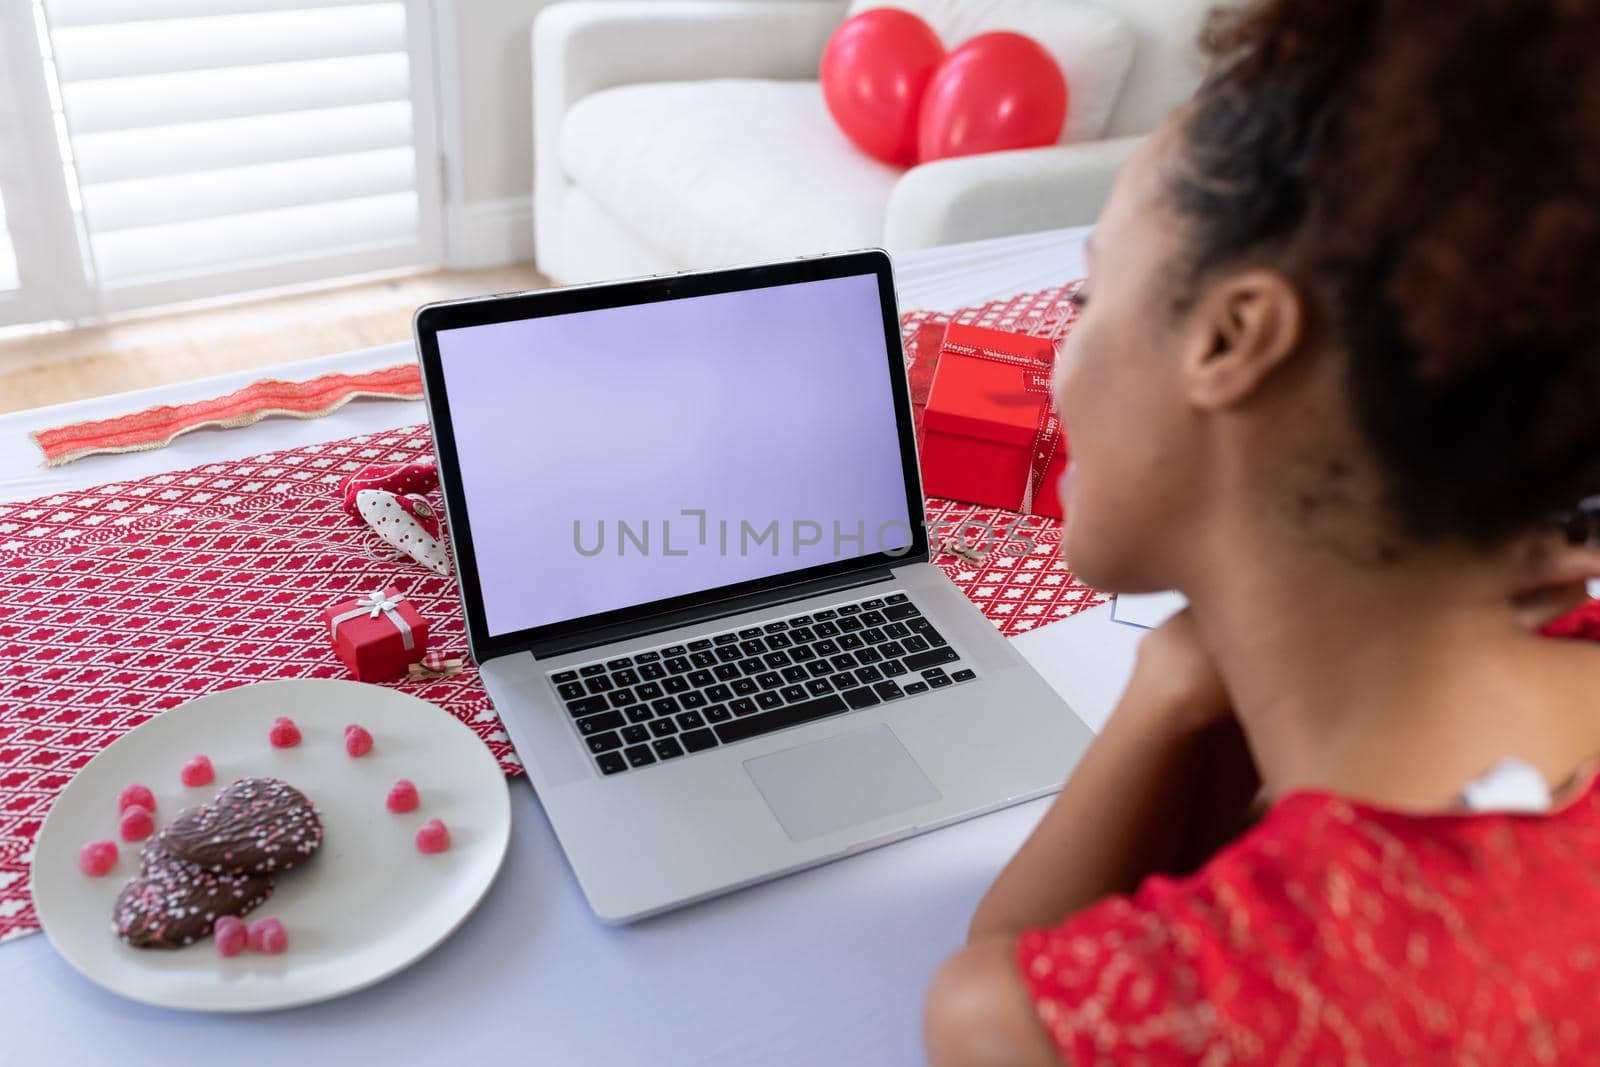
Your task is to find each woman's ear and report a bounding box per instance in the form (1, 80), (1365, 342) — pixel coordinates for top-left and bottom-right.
(1180, 269), (1307, 411)
(1508, 531), (1600, 631)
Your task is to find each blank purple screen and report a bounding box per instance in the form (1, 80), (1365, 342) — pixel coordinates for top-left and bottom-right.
(435, 273), (914, 637)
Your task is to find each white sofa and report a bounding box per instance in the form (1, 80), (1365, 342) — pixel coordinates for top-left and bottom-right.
(532, 0), (1214, 285)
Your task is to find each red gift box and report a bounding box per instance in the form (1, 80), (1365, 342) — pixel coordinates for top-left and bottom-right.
(321, 584), (430, 682)
(921, 322), (1068, 518)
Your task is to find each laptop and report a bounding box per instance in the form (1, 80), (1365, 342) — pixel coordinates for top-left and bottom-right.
(413, 249), (1094, 923)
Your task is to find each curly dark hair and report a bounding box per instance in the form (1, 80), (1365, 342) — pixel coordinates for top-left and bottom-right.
(1168, 0), (1600, 544)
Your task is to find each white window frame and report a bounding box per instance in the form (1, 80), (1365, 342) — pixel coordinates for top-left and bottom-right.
(0, 0), (93, 326)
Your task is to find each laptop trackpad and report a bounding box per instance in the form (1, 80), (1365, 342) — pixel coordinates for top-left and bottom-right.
(744, 725), (942, 843)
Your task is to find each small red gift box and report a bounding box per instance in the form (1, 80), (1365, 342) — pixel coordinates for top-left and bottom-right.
(321, 584), (430, 682)
(921, 322), (1068, 518)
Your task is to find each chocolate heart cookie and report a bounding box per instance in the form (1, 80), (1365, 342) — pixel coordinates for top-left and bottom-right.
(163, 777), (324, 874)
(113, 836), (274, 949)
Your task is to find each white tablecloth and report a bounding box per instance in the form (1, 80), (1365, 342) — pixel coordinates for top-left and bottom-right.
(0, 228), (1147, 1067)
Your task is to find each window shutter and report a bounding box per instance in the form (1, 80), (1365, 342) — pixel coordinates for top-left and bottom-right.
(41, 0), (437, 313)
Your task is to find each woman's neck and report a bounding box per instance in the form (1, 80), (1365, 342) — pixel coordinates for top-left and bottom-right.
(1179, 515), (1600, 809)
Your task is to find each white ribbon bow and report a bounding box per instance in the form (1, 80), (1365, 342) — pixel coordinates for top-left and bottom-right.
(328, 588), (415, 650)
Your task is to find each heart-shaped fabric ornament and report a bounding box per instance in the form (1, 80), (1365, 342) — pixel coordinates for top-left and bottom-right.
(356, 488), (451, 575)
(340, 461), (439, 520)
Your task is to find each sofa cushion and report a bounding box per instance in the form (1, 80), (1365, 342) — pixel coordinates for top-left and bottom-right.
(847, 0), (1136, 143)
(560, 80), (903, 270)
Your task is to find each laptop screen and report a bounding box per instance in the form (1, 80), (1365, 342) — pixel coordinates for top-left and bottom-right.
(433, 271), (916, 639)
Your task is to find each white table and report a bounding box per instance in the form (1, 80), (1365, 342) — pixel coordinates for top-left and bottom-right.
(0, 228), (1149, 1067)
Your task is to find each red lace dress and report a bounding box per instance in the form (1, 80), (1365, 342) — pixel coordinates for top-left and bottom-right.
(1016, 773), (1600, 1065)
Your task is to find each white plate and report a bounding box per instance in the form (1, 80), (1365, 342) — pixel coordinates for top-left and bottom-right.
(32, 679), (511, 1012)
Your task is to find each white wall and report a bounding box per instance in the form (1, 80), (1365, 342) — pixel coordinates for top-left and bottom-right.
(436, 0), (566, 267)
(453, 0), (548, 203)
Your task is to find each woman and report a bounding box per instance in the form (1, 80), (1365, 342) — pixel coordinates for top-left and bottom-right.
(924, 0), (1600, 1063)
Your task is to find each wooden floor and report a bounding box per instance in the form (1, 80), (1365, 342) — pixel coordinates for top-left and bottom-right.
(0, 264), (549, 415)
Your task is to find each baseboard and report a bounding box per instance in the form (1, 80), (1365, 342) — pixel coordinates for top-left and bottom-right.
(443, 195), (535, 269)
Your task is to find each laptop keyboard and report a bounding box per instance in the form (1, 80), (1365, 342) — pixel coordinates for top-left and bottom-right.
(548, 592), (978, 776)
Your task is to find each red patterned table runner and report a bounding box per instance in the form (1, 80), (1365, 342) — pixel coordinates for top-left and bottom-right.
(0, 425), (499, 943)
(31, 363), (425, 467)
(0, 283), (1104, 944)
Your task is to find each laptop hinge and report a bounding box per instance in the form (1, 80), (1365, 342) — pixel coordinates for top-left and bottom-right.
(521, 565), (901, 661)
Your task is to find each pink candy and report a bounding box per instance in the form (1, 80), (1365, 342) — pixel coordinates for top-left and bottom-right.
(386, 779), (419, 813)
(216, 914), (284, 957)
(78, 840), (118, 877)
(214, 915), (248, 958)
(415, 819), (451, 854)
(248, 917), (287, 954)
(180, 754), (214, 788)
(116, 784), (155, 815)
(344, 723), (373, 758)
(118, 804), (154, 842)
(269, 717), (302, 748)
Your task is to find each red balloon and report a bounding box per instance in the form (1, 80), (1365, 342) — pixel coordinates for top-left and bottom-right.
(916, 32), (1069, 164)
(820, 8), (945, 166)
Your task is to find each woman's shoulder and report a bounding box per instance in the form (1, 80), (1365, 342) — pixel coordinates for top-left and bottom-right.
(1015, 795), (1344, 1060)
(1016, 782), (1600, 1065)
